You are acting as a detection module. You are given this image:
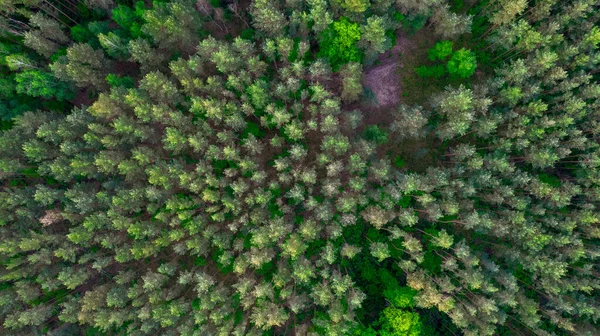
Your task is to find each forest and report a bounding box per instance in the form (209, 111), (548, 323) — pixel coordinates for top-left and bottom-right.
(0, 0), (599, 335)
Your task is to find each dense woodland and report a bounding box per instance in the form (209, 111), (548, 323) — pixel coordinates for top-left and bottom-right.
(0, 0), (599, 335)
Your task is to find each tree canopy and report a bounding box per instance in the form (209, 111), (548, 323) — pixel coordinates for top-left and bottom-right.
(0, 0), (599, 335)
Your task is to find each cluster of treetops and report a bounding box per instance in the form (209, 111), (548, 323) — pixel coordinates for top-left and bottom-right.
(0, 0), (599, 335)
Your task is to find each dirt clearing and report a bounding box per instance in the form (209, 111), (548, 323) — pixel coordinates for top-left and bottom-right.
(362, 33), (416, 108)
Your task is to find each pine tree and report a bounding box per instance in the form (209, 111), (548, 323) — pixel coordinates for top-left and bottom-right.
(250, 0), (288, 37)
(51, 43), (110, 88)
(23, 13), (69, 57)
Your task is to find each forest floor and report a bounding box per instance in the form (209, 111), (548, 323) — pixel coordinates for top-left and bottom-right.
(362, 33), (416, 108)
(359, 28), (444, 172)
(358, 24), (489, 173)
(396, 28), (449, 107)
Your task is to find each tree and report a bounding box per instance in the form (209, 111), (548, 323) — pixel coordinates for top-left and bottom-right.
(394, 0), (440, 16)
(415, 65), (446, 78)
(390, 105), (429, 139)
(23, 13), (69, 57)
(15, 70), (74, 100)
(359, 16), (388, 61)
(428, 41), (453, 61)
(250, 0), (287, 37)
(112, 3), (144, 37)
(128, 38), (169, 73)
(5, 54), (38, 71)
(335, 0), (369, 14)
(379, 307), (422, 336)
(447, 48), (477, 78)
(307, 0), (333, 34)
(434, 84), (475, 139)
(489, 0), (528, 27)
(339, 62), (363, 102)
(430, 5), (472, 39)
(318, 17), (362, 70)
(370, 241), (391, 261)
(51, 43), (110, 88)
(106, 74), (135, 88)
(98, 32), (129, 59)
(384, 286), (418, 309)
(142, 0), (201, 51)
(363, 125), (389, 144)
(1, 1), (600, 335)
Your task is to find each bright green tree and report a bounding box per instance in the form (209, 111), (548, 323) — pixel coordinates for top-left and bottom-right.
(15, 70), (74, 101)
(379, 307), (422, 336)
(447, 48), (477, 78)
(318, 17), (362, 70)
(428, 41), (453, 61)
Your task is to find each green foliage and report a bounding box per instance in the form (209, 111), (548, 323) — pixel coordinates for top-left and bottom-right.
(393, 12), (405, 23)
(112, 2), (145, 37)
(378, 269), (418, 309)
(352, 325), (378, 336)
(539, 173), (561, 188)
(106, 74), (135, 88)
(415, 65), (446, 78)
(87, 21), (111, 37)
(447, 48), (477, 78)
(360, 16), (389, 58)
(450, 0), (465, 11)
(247, 80), (270, 109)
(249, 0), (287, 38)
(209, 0), (222, 7)
(70, 24), (93, 43)
(378, 269), (397, 289)
(428, 41), (454, 61)
(99, 32), (129, 59)
(363, 125), (389, 144)
(241, 121), (265, 139)
(49, 47), (68, 63)
(240, 28), (256, 40)
(384, 287), (417, 309)
(379, 307), (422, 336)
(318, 17), (362, 70)
(421, 251), (442, 274)
(336, 0), (369, 13)
(15, 70), (73, 101)
(194, 256), (207, 266)
(501, 86), (523, 106)
(417, 43), (474, 81)
(0, 99), (32, 122)
(393, 155), (406, 168)
(0, 75), (16, 98)
(403, 15), (427, 33)
(112, 5), (137, 30)
(0, 1), (599, 336)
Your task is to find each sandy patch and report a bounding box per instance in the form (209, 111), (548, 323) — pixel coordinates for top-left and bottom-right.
(362, 33), (416, 108)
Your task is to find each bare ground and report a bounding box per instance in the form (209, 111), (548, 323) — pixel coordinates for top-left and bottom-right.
(362, 33), (417, 109)
(354, 29), (445, 173)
